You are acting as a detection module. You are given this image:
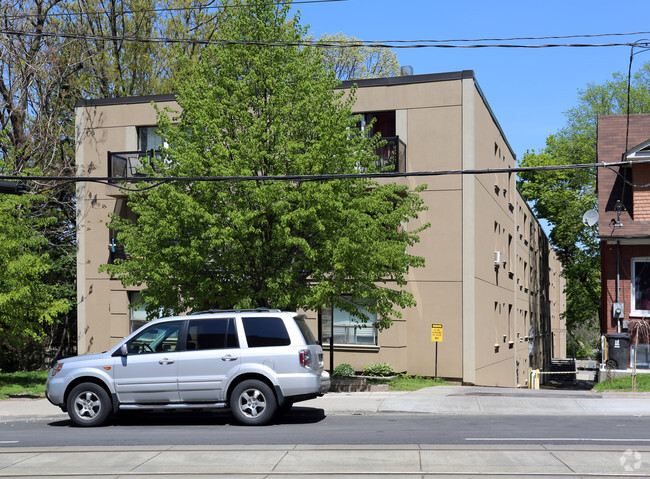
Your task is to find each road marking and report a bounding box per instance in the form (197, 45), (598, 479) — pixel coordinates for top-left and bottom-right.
(0, 441), (19, 444)
(467, 437), (650, 442)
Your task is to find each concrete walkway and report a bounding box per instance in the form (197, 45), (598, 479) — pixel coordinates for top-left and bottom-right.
(2, 443), (650, 477)
(2, 385), (650, 421)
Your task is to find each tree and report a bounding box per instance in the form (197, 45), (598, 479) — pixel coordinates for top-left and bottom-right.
(316, 32), (401, 80)
(518, 62), (650, 354)
(101, 0), (428, 329)
(0, 0), (223, 368)
(0, 183), (70, 370)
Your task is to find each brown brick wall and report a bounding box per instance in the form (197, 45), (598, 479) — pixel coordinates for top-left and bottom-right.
(601, 241), (650, 334)
(598, 115), (650, 238)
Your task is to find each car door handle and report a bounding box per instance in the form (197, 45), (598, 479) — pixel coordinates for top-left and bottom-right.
(159, 358), (175, 365)
(221, 355), (238, 361)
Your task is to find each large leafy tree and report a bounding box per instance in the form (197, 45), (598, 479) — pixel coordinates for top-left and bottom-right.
(0, 0), (222, 368)
(102, 0), (428, 329)
(518, 62), (650, 354)
(0, 178), (70, 370)
(317, 32), (401, 80)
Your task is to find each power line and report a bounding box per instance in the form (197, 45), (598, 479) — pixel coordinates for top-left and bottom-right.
(1, 27), (649, 49)
(2, 159), (644, 193)
(0, 0), (348, 21)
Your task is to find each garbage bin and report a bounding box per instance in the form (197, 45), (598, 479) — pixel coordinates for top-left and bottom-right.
(604, 333), (630, 369)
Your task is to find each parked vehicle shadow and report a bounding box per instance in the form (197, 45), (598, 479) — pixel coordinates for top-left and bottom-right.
(48, 407), (326, 427)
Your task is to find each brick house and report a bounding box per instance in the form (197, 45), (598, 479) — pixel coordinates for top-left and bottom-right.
(599, 114), (650, 369)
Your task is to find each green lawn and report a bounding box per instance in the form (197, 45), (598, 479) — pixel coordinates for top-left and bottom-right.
(367, 374), (449, 391)
(593, 373), (650, 392)
(0, 371), (48, 399)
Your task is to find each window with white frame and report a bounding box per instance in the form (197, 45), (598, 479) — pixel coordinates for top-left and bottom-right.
(632, 258), (650, 316)
(321, 297), (377, 345)
(129, 291), (148, 333)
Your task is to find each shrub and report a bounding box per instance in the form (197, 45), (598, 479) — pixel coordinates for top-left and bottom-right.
(332, 363), (356, 378)
(362, 362), (395, 377)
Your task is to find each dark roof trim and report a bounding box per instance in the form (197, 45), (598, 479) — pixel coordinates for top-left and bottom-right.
(339, 70), (516, 160)
(75, 93), (176, 108)
(336, 70), (476, 89)
(73, 70), (515, 160)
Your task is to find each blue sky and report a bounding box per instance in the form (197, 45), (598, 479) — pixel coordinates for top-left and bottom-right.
(291, 0), (650, 162)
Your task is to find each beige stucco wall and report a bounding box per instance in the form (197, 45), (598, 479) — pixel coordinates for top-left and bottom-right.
(76, 74), (565, 388)
(76, 100), (177, 353)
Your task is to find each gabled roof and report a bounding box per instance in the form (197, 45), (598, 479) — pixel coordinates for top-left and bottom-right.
(625, 138), (650, 160)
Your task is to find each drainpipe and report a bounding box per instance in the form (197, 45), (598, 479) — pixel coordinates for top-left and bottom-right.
(616, 241), (621, 333)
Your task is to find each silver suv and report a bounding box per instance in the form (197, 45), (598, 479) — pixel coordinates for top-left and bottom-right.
(46, 309), (330, 426)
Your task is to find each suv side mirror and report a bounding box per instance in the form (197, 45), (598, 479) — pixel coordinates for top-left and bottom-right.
(120, 344), (128, 356)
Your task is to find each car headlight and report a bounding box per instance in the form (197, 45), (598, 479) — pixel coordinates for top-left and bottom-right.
(51, 363), (63, 377)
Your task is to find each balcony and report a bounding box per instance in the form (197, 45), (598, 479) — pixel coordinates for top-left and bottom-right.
(108, 239), (129, 264)
(108, 150), (161, 179)
(375, 136), (406, 173)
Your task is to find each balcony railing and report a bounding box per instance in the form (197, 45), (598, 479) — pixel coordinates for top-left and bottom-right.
(108, 150), (161, 179)
(375, 136), (406, 173)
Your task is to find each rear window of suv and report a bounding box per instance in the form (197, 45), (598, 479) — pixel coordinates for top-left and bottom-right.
(295, 316), (318, 345)
(242, 316), (291, 347)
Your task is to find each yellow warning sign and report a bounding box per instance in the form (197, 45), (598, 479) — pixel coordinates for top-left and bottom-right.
(431, 323), (443, 342)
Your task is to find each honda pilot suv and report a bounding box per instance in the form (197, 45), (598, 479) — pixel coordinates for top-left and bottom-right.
(46, 309), (330, 426)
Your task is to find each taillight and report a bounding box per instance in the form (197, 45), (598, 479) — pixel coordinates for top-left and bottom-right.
(299, 349), (312, 368)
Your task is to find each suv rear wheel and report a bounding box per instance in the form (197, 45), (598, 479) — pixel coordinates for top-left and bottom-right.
(230, 379), (277, 426)
(66, 383), (112, 427)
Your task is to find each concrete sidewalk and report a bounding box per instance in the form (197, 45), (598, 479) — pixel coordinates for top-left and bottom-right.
(3, 443), (650, 478)
(2, 386), (650, 421)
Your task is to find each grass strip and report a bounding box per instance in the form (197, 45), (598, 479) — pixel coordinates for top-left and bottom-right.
(0, 371), (48, 399)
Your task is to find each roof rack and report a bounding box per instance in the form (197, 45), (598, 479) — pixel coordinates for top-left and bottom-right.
(188, 307), (282, 315)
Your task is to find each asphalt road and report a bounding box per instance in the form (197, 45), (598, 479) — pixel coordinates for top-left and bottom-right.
(3, 411), (650, 448)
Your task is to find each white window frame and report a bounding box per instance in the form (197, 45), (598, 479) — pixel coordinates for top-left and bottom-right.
(322, 297), (378, 346)
(631, 257), (650, 317)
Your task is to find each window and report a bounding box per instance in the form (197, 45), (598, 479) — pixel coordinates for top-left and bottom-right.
(138, 126), (164, 151)
(631, 343), (650, 369)
(127, 321), (182, 354)
(129, 291), (148, 333)
(322, 298), (377, 345)
(242, 316), (291, 347)
(295, 316), (319, 345)
(632, 258), (650, 316)
(186, 318), (238, 350)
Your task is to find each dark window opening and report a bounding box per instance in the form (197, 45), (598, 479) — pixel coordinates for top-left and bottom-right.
(187, 318), (238, 350)
(242, 316), (291, 347)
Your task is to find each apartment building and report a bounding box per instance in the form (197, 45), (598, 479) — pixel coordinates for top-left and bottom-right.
(75, 71), (565, 387)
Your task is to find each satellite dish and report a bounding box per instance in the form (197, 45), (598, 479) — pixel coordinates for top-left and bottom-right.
(582, 209), (599, 227)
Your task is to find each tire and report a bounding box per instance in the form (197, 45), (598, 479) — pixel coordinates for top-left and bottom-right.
(230, 380), (277, 426)
(66, 383), (112, 427)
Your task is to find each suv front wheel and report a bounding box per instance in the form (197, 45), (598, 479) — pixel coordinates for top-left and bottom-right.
(66, 383), (112, 427)
(230, 379), (277, 426)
